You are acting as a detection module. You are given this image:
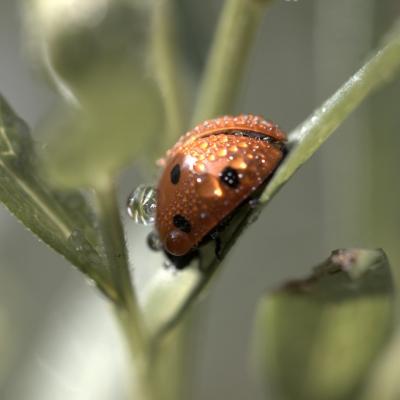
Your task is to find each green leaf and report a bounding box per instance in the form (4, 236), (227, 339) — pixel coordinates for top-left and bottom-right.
(253, 249), (395, 400)
(362, 328), (400, 400)
(26, 0), (152, 93)
(40, 67), (163, 188)
(142, 261), (202, 335)
(26, 0), (164, 187)
(142, 203), (252, 338)
(0, 95), (115, 299)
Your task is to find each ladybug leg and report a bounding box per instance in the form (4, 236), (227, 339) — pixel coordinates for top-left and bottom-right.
(164, 249), (199, 270)
(248, 197), (260, 208)
(215, 237), (223, 260)
(211, 231), (223, 259)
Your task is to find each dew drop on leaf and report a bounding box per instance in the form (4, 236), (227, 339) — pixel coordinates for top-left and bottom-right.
(67, 229), (85, 252)
(126, 185), (157, 225)
(67, 229), (103, 265)
(85, 277), (96, 288)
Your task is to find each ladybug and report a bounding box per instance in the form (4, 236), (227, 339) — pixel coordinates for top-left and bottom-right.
(155, 114), (286, 266)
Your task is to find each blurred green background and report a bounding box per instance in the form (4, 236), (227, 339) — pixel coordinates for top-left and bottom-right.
(0, 0), (399, 399)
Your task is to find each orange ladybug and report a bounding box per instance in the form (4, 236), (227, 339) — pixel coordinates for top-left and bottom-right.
(155, 114), (286, 262)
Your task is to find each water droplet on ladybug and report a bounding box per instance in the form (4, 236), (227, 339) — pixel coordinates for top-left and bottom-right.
(126, 185), (157, 225)
(217, 148), (227, 157)
(200, 211), (209, 220)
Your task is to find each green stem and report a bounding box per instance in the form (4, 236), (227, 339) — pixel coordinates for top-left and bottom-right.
(191, 0), (272, 125)
(151, 0), (187, 148)
(116, 308), (154, 400)
(94, 176), (152, 399)
(94, 177), (136, 306)
(149, 324), (189, 400)
(260, 18), (400, 205)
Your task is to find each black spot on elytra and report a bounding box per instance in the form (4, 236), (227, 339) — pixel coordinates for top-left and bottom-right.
(220, 167), (239, 188)
(170, 164), (181, 184)
(173, 214), (191, 233)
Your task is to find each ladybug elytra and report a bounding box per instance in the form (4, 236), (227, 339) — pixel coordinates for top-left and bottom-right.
(155, 114), (286, 260)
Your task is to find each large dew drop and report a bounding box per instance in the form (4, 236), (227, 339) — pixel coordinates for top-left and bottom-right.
(126, 185), (157, 225)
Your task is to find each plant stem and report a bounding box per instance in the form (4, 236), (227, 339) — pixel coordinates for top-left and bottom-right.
(94, 177), (136, 306)
(149, 324), (189, 400)
(94, 176), (152, 399)
(116, 308), (154, 400)
(191, 0), (272, 125)
(260, 18), (400, 205)
(151, 0), (187, 148)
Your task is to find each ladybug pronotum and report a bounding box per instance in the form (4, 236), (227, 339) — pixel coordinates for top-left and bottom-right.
(155, 114), (287, 260)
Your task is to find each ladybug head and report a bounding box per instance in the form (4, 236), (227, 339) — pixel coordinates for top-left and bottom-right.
(164, 225), (194, 256)
(154, 115), (287, 260)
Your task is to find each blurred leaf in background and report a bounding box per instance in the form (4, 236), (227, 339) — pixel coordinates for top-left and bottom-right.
(0, 302), (14, 392)
(24, 0), (164, 188)
(254, 248), (395, 400)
